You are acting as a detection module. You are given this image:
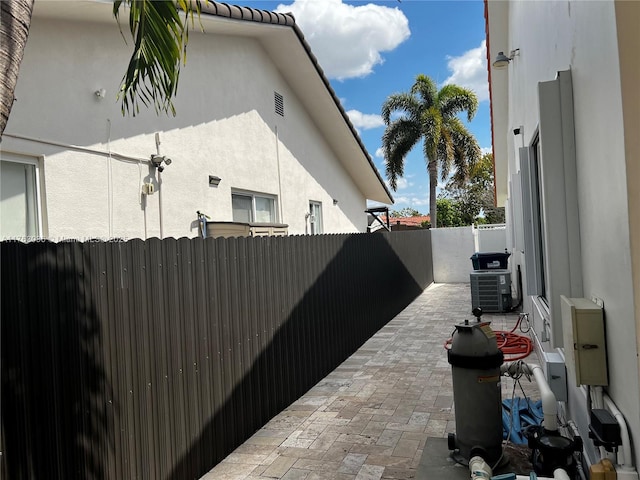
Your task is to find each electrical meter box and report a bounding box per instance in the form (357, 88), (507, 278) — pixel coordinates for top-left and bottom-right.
(560, 295), (608, 386)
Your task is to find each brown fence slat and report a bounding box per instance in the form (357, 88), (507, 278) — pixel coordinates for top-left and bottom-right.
(1, 230), (433, 480)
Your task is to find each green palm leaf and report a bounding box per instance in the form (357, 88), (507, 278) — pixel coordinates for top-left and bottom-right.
(114, 0), (203, 116)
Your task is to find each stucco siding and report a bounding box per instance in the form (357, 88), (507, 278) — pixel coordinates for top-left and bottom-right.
(3, 13), (371, 239)
(495, 0), (640, 466)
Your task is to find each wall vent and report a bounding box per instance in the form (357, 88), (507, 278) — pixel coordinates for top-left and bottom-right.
(274, 91), (284, 117)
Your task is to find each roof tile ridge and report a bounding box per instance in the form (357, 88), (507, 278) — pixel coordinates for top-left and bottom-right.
(197, 1), (295, 26)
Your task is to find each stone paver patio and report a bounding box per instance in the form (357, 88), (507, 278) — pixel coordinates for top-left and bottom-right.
(201, 283), (537, 480)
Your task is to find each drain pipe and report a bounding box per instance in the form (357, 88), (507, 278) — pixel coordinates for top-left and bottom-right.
(502, 361), (558, 431)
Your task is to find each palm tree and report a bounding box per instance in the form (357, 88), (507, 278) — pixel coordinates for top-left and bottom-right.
(1, 0), (200, 137)
(381, 74), (481, 228)
(1, 0), (35, 138)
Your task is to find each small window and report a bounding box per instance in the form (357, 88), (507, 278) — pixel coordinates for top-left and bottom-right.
(232, 192), (278, 224)
(1, 158), (41, 239)
(309, 201), (323, 234)
(274, 91), (284, 117)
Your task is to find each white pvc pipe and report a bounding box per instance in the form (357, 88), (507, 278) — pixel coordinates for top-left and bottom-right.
(552, 468), (572, 480)
(469, 456), (492, 479)
(512, 469), (569, 480)
(603, 393), (635, 471)
(501, 361), (558, 431)
(529, 364), (558, 431)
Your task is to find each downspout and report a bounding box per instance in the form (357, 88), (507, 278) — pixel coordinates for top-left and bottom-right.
(107, 119), (113, 237)
(275, 126), (284, 223)
(155, 133), (164, 239)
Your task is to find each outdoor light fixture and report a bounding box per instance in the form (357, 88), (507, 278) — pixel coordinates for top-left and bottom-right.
(493, 49), (520, 68)
(209, 175), (221, 187)
(150, 154), (172, 172)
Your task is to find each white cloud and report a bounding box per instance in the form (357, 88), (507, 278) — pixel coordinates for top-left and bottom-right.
(396, 178), (410, 190)
(346, 110), (384, 131)
(481, 146), (493, 155)
(443, 40), (489, 102)
(384, 176), (412, 191)
(274, 0), (410, 80)
(394, 195), (429, 207)
(375, 147), (384, 158)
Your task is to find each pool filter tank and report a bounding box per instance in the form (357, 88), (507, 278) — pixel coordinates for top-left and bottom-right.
(447, 308), (504, 465)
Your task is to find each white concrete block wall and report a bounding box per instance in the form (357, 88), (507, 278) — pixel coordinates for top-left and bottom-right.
(431, 226), (475, 283)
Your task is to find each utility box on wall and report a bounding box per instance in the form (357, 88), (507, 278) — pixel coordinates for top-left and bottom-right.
(560, 296), (608, 386)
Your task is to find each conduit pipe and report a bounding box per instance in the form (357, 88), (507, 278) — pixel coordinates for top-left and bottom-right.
(2, 132), (149, 164)
(603, 393), (635, 472)
(501, 361), (558, 431)
(510, 469), (571, 480)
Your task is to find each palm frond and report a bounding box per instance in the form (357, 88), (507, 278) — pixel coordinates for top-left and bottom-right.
(114, 0), (194, 116)
(411, 74), (437, 108)
(437, 128), (454, 180)
(421, 106), (441, 162)
(381, 92), (421, 125)
(438, 84), (478, 121)
(441, 117), (481, 186)
(381, 118), (421, 190)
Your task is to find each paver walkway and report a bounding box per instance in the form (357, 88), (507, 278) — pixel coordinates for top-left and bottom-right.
(201, 283), (536, 480)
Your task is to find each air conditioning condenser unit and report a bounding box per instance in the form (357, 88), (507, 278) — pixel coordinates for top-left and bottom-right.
(470, 270), (512, 313)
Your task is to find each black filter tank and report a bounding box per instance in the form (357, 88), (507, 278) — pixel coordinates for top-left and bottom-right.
(447, 309), (504, 465)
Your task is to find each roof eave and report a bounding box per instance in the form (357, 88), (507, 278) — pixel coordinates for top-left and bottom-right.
(485, 0), (509, 208)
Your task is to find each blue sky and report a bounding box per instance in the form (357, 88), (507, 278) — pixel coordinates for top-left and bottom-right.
(242, 0), (491, 214)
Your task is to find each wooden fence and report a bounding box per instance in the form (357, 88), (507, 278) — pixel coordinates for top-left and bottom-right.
(1, 230), (432, 479)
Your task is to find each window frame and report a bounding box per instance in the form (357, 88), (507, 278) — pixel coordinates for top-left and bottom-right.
(520, 136), (547, 303)
(518, 70), (583, 347)
(0, 154), (43, 239)
(231, 190), (279, 224)
(308, 201), (323, 234)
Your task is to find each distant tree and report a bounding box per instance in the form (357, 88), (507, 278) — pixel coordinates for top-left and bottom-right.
(381, 74), (480, 228)
(390, 207), (422, 218)
(441, 152), (504, 225)
(435, 198), (463, 227)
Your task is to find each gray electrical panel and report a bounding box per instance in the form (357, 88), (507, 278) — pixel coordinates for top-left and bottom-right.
(560, 296), (608, 386)
(470, 270), (512, 313)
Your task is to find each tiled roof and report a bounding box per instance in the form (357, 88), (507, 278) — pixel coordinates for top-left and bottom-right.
(198, 1), (296, 26)
(195, 2), (394, 203)
(382, 215), (431, 227)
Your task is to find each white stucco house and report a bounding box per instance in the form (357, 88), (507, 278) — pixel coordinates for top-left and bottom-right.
(0, 0), (393, 241)
(487, 0), (639, 475)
